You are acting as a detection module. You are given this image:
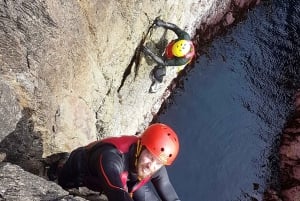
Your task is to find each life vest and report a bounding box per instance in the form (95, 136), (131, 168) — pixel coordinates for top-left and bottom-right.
(165, 39), (195, 61)
(85, 135), (138, 153)
(101, 135), (138, 153)
(85, 136), (150, 197)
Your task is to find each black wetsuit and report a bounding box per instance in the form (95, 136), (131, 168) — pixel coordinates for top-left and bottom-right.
(58, 137), (181, 201)
(142, 21), (194, 83)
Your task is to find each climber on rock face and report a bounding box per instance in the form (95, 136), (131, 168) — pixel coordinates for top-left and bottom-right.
(54, 123), (181, 201)
(142, 18), (195, 93)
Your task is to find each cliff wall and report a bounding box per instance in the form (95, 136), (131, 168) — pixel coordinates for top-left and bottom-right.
(0, 0), (233, 160)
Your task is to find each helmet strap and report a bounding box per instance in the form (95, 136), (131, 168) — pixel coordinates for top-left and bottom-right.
(135, 139), (143, 169)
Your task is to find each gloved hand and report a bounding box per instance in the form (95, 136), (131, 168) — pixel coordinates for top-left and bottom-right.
(154, 18), (167, 27)
(141, 45), (151, 55)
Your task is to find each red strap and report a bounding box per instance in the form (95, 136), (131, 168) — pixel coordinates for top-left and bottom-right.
(165, 40), (176, 59)
(130, 176), (151, 195)
(185, 41), (195, 60)
(120, 171), (128, 191)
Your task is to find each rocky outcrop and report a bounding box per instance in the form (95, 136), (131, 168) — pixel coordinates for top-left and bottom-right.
(0, 162), (89, 201)
(0, 0), (262, 200)
(264, 92), (300, 201)
(0, 81), (22, 142)
(279, 92), (300, 200)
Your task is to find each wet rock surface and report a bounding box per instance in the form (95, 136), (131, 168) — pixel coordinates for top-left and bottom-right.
(264, 92), (300, 201)
(279, 92), (300, 201)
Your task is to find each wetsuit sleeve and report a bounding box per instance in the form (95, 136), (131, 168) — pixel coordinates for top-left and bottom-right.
(163, 57), (191, 66)
(142, 45), (165, 65)
(142, 46), (190, 66)
(96, 149), (134, 201)
(151, 166), (181, 201)
(156, 20), (191, 40)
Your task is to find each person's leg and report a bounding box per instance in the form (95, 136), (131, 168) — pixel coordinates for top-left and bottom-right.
(133, 183), (160, 201)
(152, 65), (166, 83)
(149, 65), (166, 93)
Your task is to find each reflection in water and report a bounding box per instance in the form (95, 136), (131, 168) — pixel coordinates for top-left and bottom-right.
(157, 1), (300, 200)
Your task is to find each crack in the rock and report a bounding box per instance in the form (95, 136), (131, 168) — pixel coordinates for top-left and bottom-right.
(117, 23), (154, 93)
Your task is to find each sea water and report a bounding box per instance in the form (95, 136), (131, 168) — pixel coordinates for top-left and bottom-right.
(157, 1), (300, 200)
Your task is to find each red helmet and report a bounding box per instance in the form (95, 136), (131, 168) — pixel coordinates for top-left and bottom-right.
(140, 123), (180, 165)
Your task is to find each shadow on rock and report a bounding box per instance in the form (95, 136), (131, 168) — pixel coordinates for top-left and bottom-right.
(0, 108), (44, 176)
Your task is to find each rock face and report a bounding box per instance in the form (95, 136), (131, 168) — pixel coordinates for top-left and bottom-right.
(0, 0), (239, 165)
(0, 0), (265, 200)
(0, 81), (22, 142)
(264, 92), (300, 201)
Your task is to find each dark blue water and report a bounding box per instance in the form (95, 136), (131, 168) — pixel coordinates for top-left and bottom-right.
(157, 1), (300, 200)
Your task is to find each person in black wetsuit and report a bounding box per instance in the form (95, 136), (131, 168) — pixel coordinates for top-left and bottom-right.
(56, 123), (181, 201)
(142, 18), (195, 93)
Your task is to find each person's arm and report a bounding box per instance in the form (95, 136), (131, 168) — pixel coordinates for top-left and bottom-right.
(96, 149), (134, 201)
(142, 46), (190, 66)
(151, 166), (181, 201)
(154, 18), (191, 40)
(164, 57), (191, 66)
(142, 45), (165, 65)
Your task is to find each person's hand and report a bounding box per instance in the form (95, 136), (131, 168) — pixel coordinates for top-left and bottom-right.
(154, 18), (166, 27)
(141, 45), (152, 55)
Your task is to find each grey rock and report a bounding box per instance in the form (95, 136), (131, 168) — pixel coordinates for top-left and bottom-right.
(0, 80), (22, 142)
(0, 162), (108, 201)
(0, 162), (71, 201)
